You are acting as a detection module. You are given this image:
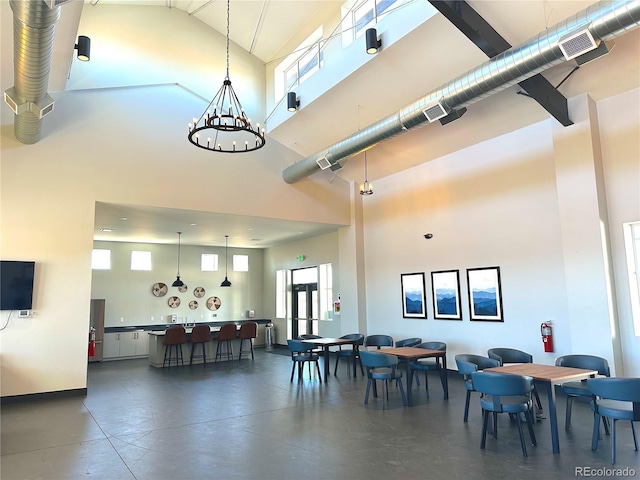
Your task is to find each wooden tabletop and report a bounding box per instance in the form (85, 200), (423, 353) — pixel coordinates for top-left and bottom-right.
(484, 363), (598, 382)
(301, 338), (357, 347)
(367, 346), (444, 359)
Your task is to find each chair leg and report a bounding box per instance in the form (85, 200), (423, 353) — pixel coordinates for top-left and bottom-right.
(290, 361), (296, 382)
(592, 412), (602, 451)
(463, 391), (471, 422)
(238, 339), (244, 360)
(565, 395), (574, 431)
(525, 406), (537, 446)
(397, 377), (407, 406)
(364, 379), (372, 404)
(481, 410), (489, 449)
(612, 418), (617, 465)
(493, 412), (498, 439)
(631, 421), (638, 451)
(533, 386), (543, 412)
(315, 360), (322, 382)
(333, 355), (340, 376)
(201, 342), (207, 364)
(516, 414), (528, 457)
(424, 371), (430, 397)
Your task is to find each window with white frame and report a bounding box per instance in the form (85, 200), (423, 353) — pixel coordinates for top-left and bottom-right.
(91, 249), (111, 270)
(623, 221), (640, 336)
(274, 27), (323, 101)
(233, 254), (249, 272)
(341, 0), (405, 47)
(276, 269), (287, 319)
(201, 253), (218, 272)
(319, 263), (334, 320)
(131, 251), (151, 271)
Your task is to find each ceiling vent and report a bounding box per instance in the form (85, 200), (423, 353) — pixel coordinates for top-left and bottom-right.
(316, 156), (332, 170)
(558, 26), (598, 60)
(44, 0), (73, 9)
(422, 101), (449, 123)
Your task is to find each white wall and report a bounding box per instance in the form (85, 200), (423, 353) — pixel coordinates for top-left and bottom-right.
(356, 90), (640, 375)
(91, 241), (264, 327)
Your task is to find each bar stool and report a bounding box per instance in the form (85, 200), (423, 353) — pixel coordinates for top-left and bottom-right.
(163, 325), (186, 368)
(215, 323), (237, 362)
(238, 322), (258, 360)
(189, 324), (211, 365)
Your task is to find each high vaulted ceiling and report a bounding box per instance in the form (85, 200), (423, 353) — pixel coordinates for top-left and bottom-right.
(2, 0), (639, 247)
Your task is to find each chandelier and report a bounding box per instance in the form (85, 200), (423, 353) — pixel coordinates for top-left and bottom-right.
(187, 0), (266, 153)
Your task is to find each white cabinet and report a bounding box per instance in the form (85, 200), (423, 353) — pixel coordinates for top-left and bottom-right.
(103, 331), (149, 359)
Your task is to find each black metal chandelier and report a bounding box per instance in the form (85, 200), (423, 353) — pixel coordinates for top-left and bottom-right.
(188, 0), (266, 153)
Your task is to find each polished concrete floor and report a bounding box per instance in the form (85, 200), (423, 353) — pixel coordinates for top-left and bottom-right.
(1, 348), (638, 480)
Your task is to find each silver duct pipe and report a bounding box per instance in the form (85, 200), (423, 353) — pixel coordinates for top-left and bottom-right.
(7, 0), (60, 145)
(282, 0), (640, 184)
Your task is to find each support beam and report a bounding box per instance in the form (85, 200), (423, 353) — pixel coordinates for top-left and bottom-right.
(429, 0), (572, 126)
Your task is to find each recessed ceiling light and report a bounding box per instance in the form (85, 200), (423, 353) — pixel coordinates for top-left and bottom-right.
(190, 223), (197, 226)
(100, 228), (115, 232)
(120, 217), (128, 221)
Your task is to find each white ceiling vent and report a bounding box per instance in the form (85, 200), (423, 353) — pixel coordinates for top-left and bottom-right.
(558, 27), (598, 60)
(44, 0), (74, 8)
(316, 156), (332, 170)
(422, 101), (448, 123)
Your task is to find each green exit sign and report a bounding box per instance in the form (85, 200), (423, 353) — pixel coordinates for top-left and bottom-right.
(297, 255), (305, 261)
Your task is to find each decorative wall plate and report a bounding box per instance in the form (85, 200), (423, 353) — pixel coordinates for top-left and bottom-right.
(178, 284), (188, 293)
(152, 282), (168, 297)
(189, 300), (198, 310)
(168, 296), (181, 308)
(193, 286), (205, 298)
(206, 296), (221, 311)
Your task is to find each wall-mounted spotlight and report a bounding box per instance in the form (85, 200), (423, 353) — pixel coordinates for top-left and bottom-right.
(75, 35), (91, 62)
(287, 92), (300, 112)
(366, 28), (381, 54)
(423, 233), (433, 239)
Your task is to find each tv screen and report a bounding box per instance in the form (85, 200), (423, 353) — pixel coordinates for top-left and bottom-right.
(1, 261), (35, 311)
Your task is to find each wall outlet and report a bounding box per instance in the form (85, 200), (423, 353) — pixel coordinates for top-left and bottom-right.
(212, 313), (217, 318)
(120, 317), (124, 322)
(151, 316), (154, 322)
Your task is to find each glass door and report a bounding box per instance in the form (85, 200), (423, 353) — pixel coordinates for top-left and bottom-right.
(292, 282), (318, 339)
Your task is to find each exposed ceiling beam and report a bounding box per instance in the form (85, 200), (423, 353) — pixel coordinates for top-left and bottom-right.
(430, 0), (573, 126)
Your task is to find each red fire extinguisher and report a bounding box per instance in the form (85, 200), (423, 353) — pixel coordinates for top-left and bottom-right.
(541, 322), (553, 353)
(88, 327), (96, 357)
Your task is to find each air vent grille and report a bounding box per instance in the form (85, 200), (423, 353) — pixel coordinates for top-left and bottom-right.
(422, 102), (448, 123)
(316, 157), (331, 170)
(558, 29), (598, 60)
(44, 0), (74, 8)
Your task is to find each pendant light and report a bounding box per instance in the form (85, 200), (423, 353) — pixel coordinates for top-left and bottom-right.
(220, 235), (232, 287)
(171, 232), (185, 287)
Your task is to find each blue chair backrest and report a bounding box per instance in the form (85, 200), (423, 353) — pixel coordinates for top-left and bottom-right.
(418, 341), (446, 351)
(455, 354), (500, 373)
(488, 348), (533, 365)
(555, 354), (611, 377)
(365, 335), (393, 349)
(340, 333), (365, 345)
(287, 339), (315, 354)
(471, 371), (534, 397)
(395, 337), (422, 347)
(298, 334), (322, 340)
(587, 378), (640, 405)
(360, 350), (399, 368)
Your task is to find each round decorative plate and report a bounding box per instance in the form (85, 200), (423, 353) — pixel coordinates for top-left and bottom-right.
(206, 296), (221, 311)
(168, 296), (181, 308)
(193, 286), (205, 298)
(178, 284), (188, 293)
(189, 300), (198, 310)
(152, 282), (168, 297)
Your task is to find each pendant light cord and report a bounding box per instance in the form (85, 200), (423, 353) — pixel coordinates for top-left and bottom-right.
(225, 0), (230, 80)
(176, 232), (181, 276)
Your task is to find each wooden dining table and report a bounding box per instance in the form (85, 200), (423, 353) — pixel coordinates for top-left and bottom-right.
(484, 363), (598, 454)
(369, 346), (448, 406)
(301, 337), (359, 382)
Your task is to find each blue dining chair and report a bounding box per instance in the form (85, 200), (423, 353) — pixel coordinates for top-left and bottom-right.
(488, 347), (543, 414)
(364, 334), (393, 350)
(410, 342), (447, 398)
(333, 333), (365, 376)
(588, 377), (640, 464)
(471, 371), (537, 457)
(360, 350), (407, 409)
(287, 339), (322, 382)
(555, 354), (611, 431)
(455, 354), (501, 422)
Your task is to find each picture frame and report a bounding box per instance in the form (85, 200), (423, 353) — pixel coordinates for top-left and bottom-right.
(401, 272), (427, 318)
(466, 266), (503, 322)
(431, 270), (462, 320)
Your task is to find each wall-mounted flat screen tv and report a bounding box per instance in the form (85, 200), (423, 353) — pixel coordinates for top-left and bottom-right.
(1, 261), (35, 310)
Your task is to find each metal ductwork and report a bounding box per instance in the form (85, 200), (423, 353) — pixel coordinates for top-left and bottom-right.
(4, 0), (63, 145)
(282, 0), (640, 184)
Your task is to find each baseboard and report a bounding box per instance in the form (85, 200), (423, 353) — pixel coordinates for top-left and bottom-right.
(1, 388), (87, 405)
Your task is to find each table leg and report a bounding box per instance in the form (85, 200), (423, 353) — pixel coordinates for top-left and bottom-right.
(324, 346), (330, 382)
(405, 360), (413, 406)
(441, 354), (449, 399)
(540, 380), (560, 454)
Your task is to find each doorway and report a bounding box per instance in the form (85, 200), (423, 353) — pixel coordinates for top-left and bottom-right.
(291, 282), (318, 339)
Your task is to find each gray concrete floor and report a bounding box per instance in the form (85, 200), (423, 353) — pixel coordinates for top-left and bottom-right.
(1, 348), (638, 479)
